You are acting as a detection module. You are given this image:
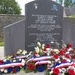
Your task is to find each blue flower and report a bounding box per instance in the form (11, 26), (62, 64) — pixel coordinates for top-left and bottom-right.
(36, 65), (44, 72)
(15, 67), (19, 72)
(24, 65), (26, 70)
(7, 67), (12, 73)
(6, 60), (11, 64)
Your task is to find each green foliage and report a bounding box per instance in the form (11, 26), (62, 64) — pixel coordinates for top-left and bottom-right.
(64, 0), (72, 7)
(59, 0), (75, 7)
(45, 70), (50, 75)
(59, 0), (63, 4)
(0, 0), (21, 14)
(0, 42), (4, 46)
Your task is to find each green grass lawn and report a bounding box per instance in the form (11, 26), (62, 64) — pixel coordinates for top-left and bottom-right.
(0, 42), (4, 46)
(68, 14), (75, 18)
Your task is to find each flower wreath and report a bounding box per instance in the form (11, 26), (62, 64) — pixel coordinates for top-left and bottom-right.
(0, 42), (75, 75)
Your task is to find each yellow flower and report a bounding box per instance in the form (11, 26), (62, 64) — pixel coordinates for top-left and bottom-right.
(39, 49), (43, 53)
(37, 42), (41, 47)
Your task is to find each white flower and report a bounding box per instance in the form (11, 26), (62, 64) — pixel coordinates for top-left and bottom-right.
(0, 68), (4, 72)
(61, 68), (66, 73)
(35, 46), (39, 53)
(49, 71), (53, 74)
(13, 59), (16, 62)
(42, 44), (45, 49)
(53, 49), (59, 54)
(62, 56), (65, 59)
(66, 58), (71, 62)
(68, 48), (73, 52)
(4, 69), (8, 73)
(46, 48), (50, 56)
(65, 52), (70, 54)
(21, 59), (26, 66)
(19, 49), (22, 53)
(37, 42), (41, 47)
(3, 59), (6, 62)
(17, 51), (20, 54)
(22, 50), (27, 55)
(62, 44), (67, 48)
(19, 59), (22, 61)
(26, 51), (32, 57)
(67, 66), (75, 70)
(55, 58), (60, 62)
(51, 41), (54, 44)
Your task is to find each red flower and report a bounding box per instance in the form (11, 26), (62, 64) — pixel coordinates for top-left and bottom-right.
(0, 60), (3, 64)
(61, 48), (68, 52)
(53, 54), (58, 59)
(74, 48), (75, 50)
(45, 44), (50, 48)
(67, 43), (72, 48)
(28, 63), (34, 70)
(50, 51), (54, 55)
(59, 50), (64, 55)
(61, 59), (66, 62)
(68, 69), (75, 75)
(12, 69), (16, 73)
(53, 68), (59, 75)
(44, 48), (46, 51)
(33, 52), (37, 56)
(73, 55), (75, 58)
(65, 54), (70, 59)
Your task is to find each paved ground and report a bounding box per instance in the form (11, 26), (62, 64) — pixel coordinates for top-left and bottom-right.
(0, 46), (4, 57)
(3, 72), (46, 75)
(0, 47), (46, 75)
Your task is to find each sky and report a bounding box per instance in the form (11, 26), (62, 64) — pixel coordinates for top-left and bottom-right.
(15, 0), (34, 15)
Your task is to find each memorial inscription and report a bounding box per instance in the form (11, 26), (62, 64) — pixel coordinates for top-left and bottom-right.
(25, 0), (63, 51)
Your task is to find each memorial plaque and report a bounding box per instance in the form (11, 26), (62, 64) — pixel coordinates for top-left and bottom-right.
(25, 0), (63, 51)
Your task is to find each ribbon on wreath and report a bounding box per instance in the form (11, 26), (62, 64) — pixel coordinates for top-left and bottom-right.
(0, 62), (22, 69)
(26, 56), (52, 64)
(35, 60), (51, 66)
(55, 61), (73, 69)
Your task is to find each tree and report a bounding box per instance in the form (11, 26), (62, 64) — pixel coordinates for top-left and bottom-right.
(64, 0), (72, 7)
(59, 0), (75, 7)
(0, 0), (21, 14)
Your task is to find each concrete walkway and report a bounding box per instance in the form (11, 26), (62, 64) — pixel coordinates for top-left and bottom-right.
(0, 47), (46, 75)
(3, 71), (46, 75)
(0, 46), (4, 57)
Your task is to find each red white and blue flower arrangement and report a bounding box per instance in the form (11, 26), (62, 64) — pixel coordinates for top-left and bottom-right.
(0, 42), (75, 75)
